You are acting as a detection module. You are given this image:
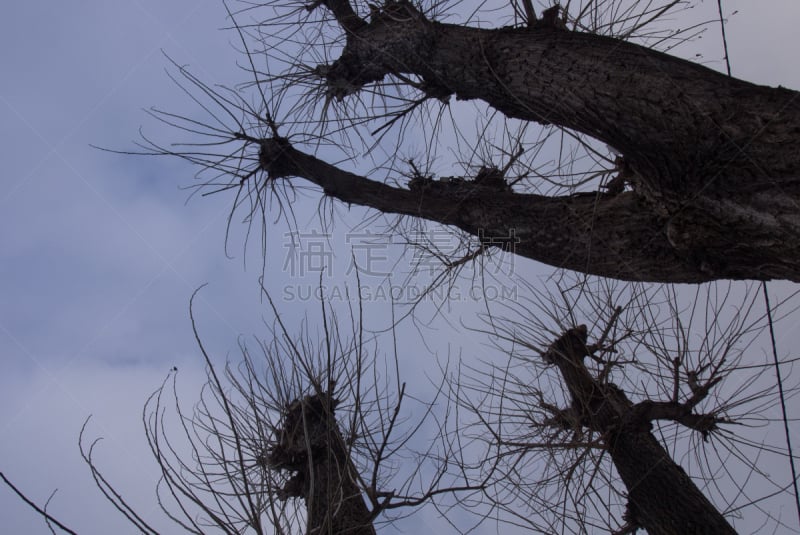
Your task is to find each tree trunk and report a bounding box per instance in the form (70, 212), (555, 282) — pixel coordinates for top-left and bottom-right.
(608, 429), (736, 535)
(542, 327), (736, 534)
(253, 1), (800, 283)
(267, 391), (376, 535)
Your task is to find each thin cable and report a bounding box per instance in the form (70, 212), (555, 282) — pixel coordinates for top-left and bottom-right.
(762, 282), (800, 527)
(718, 0), (800, 524)
(716, 0), (732, 76)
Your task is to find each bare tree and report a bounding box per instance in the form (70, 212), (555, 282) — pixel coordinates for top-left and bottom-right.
(129, 0), (800, 283)
(72, 286), (480, 535)
(451, 278), (800, 534)
(7, 2), (799, 535)
(68, 280), (795, 534)
(115, 1), (798, 533)
(7, 278), (797, 534)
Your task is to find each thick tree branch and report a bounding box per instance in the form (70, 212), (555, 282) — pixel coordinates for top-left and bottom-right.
(305, 1), (800, 282)
(260, 137), (800, 282)
(321, 3), (800, 189)
(539, 327), (736, 534)
(308, 0), (365, 32)
(629, 400), (725, 439)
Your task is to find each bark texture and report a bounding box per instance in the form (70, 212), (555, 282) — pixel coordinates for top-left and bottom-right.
(268, 390), (376, 535)
(542, 327), (736, 535)
(255, 1), (800, 283)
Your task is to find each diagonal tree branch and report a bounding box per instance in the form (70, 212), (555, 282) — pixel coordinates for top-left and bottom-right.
(538, 326), (737, 534)
(295, 0), (800, 283)
(258, 135), (800, 282)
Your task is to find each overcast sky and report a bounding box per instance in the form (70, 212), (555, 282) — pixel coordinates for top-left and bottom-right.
(2, 1), (800, 534)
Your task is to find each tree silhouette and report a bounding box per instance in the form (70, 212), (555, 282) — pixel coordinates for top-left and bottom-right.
(119, 1), (800, 532)
(68, 286), (482, 534)
(133, 0), (800, 283)
(60, 279), (795, 534)
(5, 2), (800, 534)
(452, 278), (799, 533)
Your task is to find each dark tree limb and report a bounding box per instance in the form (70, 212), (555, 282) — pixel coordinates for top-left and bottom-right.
(267, 390), (376, 535)
(308, 0), (366, 33)
(295, 0), (800, 283)
(258, 135), (800, 282)
(320, 1), (800, 188)
(540, 327), (737, 534)
(629, 400), (725, 439)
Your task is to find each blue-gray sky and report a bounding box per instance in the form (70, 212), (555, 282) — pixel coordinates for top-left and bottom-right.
(2, 1), (800, 533)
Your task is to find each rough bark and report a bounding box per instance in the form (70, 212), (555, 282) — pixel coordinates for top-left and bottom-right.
(542, 327), (736, 535)
(543, 325), (736, 535)
(255, 1), (800, 283)
(267, 390), (376, 535)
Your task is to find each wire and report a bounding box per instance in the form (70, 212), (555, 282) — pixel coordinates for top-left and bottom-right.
(762, 282), (800, 527)
(718, 1), (799, 525)
(716, 0), (732, 76)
